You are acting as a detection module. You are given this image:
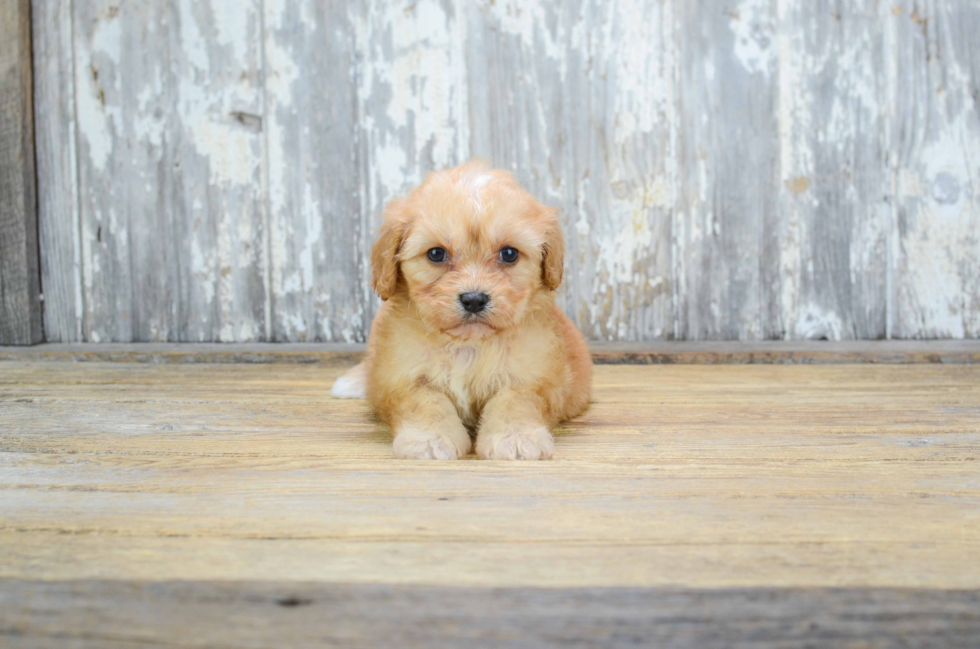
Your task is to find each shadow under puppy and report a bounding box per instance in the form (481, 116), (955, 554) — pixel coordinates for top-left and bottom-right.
(332, 161), (592, 460)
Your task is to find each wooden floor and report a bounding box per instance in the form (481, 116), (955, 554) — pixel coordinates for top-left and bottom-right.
(2, 354), (980, 647)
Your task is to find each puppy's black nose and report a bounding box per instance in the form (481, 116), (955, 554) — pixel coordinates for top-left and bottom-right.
(460, 292), (489, 314)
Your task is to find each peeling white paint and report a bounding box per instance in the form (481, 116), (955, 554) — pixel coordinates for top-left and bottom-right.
(358, 0), (469, 209)
(490, 0), (561, 62)
(597, 200), (655, 286)
(191, 238), (217, 307)
(132, 78), (165, 148)
(176, 4), (259, 188)
(264, 1), (300, 220)
(39, 0), (980, 343)
(775, 4), (806, 335)
(898, 106), (979, 338)
(610, 0), (669, 144)
(794, 304), (845, 341)
(75, 17), (122, 172)
(178, 0), (210, 73)
(211, 0), (251, 62)
(888, 1), (980, 338)
(283, 312), (308, 336)
(730, 0), (775, 76)
(372, 141), (410, 201)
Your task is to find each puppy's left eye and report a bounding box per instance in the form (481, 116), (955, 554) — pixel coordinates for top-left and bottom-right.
(427, 247), (447, 263)
(499, 247), (519, 264)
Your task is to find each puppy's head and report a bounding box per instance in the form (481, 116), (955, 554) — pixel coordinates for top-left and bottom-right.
(371, 161), (564, 340)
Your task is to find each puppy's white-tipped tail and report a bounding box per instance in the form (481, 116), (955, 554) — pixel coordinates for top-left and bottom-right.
(330, 362), (368, 399)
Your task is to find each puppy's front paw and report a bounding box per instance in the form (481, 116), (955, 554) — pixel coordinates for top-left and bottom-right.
(393, 425), (471, 460)
(476, 424), (554, 461)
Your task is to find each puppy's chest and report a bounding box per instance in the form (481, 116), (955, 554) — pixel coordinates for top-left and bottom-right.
(426, 345), (510, 426)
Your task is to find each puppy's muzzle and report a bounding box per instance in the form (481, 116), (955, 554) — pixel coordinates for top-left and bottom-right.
(459, 292), (490, 314)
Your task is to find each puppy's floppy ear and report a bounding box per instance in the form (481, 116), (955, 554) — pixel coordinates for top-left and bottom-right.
(371, 198), (409, 301)
(540, 207), (565, 290)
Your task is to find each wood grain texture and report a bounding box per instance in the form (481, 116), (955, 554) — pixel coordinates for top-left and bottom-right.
(3, 340), (980, 365)
(2, 360), (979, 643)
(68, 0), (267, 342)
(265, 0), (365, 343)
(775, 1), (890, 340)
(1, 362), (979, 590)
(0, 0), (42, 346)
(30, 1), (980, 342)
(888, 0), (980, 339)
(31, 0), (82, 343)
(355, 0), (471, 340)
(2, 581), (979, 648)
(675, 0), (781, 340)
(465, 1), (676, 341)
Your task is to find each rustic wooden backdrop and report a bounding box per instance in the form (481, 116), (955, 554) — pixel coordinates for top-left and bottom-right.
(31, 0), (979, 343)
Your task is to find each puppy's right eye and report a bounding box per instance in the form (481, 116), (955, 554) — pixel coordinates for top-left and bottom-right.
(426, 247), (447, 263)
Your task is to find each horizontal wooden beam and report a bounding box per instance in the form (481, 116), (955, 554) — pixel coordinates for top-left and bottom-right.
(1, 580), (978, 648)
(1, 340), (978, 365)
(0, 0), (42, 345)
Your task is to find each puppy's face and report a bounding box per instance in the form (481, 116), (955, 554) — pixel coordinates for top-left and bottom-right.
(371, 163), (565, 340)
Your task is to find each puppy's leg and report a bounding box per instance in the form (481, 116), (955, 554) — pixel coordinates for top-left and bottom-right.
(390, 388), (471, 460)
(476, 389), (554, 461)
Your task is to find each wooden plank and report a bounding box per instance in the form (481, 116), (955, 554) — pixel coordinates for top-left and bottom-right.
(1, 580), (979, 649)
(1, 362), (978, 590)
(6, 528), (980, 603)
(353, 0), (471, 338)
(167, 0), (267, 342)
(2, 340), (980, 364)
(675, 0), (782, 340)
(887, 1), (980, 339)
(5, 532), (980, 589)
(775, 1), (890, 339)
(0, 0), (42, 345)
(0, 342), (368, 365)
(72, 0), (163, 341)
(590, 339), (980, 364)
(28, 0), (980, 344)
(71, 0), (266, 342)
(264, 1), (364, 342)
(465, 1), (676, 340)
(31, 0), (82, 343)
(2, 360), (979, 644)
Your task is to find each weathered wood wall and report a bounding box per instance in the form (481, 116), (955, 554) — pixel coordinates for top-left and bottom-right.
(32, 0), (980, 343)
(1, 0), (43, 345)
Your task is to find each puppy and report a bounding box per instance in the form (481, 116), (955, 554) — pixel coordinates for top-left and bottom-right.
(332, 161), (591, 460)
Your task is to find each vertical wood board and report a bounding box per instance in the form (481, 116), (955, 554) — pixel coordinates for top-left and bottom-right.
(264, 0), (364, 343)
(775, 0), (890, 340)
(465, 0), (676, 341)
(887, 0), (980, 339)
(32, 0), (82, 343)
(70, 0), (266, 342)
(28, 0), (980, 342)
(676, 0), (782, 340)
(0, 0), (43, 345)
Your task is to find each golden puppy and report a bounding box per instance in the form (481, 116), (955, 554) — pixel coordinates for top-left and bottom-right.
(332, 161), (591, 460)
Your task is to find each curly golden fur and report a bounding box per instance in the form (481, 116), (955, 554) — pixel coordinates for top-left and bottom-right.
(332, 161), (592, 460)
